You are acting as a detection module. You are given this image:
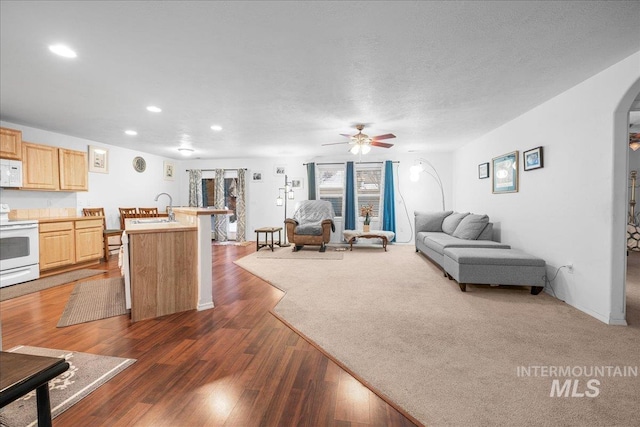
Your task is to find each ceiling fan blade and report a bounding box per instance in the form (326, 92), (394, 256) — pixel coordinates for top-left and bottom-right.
(370, 141), (394, 148)
(372, 133), (396, 140)
(322, 142), (350, 146)
(339, 133), (352, 138)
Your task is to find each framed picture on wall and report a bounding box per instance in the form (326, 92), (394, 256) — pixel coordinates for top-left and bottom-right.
(88, 146), (109, 173)
(492, 151), (519, 193)
(523, 146), (544, 171)
(478, 162), (489, 179)
(252, 171), (264, 182)
(291, 177), (303, 189)
(163, 161), (175, 180)
(274, 165), (286, 176)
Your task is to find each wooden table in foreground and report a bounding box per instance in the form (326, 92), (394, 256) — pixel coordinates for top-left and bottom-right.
(343, 230), (396, 251)
(0, 351), (70, 427)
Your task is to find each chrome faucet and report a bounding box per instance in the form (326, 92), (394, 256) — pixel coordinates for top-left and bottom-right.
(154, 192), (175, 221)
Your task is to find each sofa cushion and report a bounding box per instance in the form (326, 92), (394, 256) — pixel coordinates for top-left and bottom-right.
(452, 214), (490, 240)
(414, 211), (453, 232)
(442, 212), (469, 234)
(477, 222), (493, 241)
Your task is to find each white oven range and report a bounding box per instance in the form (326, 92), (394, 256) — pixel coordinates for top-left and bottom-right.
(0, 209), (40, 287)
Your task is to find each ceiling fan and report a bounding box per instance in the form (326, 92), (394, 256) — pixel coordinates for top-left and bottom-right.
(322, 124), (395, 154)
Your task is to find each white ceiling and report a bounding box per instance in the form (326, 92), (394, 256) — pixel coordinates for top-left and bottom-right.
(1, 1), (639, 160)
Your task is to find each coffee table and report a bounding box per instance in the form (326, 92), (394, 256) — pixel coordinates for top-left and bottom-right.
(343, 230), (395, 251)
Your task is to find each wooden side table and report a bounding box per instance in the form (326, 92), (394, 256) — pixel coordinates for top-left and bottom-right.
(0, 352), (70, 427)
(255, 227), (283, 251)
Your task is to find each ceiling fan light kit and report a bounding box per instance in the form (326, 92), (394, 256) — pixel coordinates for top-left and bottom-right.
(630, 133), (640, 151)
(323, 124), (396, 155)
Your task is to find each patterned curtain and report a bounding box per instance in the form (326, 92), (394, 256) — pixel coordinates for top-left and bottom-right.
(188, 169), (203, 207)
(306, 162), (316, 200)
(213, 168), (228, 241)
(382, 160), (396, 241)
(344, 161), (356, 230)
(235, 168), (247, 242)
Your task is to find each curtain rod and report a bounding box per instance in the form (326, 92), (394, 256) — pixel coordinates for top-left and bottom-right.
(185, 168), (247, 172)
(302, 161), (400, 166)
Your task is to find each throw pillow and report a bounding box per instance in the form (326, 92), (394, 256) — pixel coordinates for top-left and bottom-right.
(452, 214), (490, 240)
(414, 211), (453, 232)
(442, 212), (469, 235)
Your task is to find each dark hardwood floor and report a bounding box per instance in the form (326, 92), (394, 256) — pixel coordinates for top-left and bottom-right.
(0, 245), (418, 426)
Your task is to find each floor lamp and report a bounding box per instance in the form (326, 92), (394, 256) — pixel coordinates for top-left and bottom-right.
(276, 174), (295, 247)
(409, 159), (446, 211)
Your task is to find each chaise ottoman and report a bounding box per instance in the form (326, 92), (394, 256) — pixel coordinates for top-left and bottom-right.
(443, 247), (546, 295)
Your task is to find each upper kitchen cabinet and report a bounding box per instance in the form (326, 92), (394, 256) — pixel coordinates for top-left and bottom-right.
(0, 127), (23, 160)
(22, 142), (60, 190)
(21, 142), (88, 191)
(59, 148), (88, 191)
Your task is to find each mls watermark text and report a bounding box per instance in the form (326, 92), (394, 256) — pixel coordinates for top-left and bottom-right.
(517, 365), (638, 397)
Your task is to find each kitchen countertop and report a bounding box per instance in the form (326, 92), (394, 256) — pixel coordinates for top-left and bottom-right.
(15, 216), (102, 224)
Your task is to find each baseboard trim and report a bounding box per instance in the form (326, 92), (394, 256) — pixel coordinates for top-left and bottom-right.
(197, 302), (214, 311)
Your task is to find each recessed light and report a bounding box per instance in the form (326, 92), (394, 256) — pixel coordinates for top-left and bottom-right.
(178, 147), (194, 156)
(146, 106), (162, 113)
(48, 44), (77, 58)
(210, 125), (223, 131)
(124, 130), (138, 136)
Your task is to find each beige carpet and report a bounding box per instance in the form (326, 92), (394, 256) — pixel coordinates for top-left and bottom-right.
(0, 346), (135, 427)
(235, 245), (640, 426)
(256, 246), (343, 260)
(0, 269), (106, 301)
(57, 277), (128, 327)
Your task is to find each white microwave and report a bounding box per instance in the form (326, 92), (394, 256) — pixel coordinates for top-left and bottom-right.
(0, 159), (23, 188)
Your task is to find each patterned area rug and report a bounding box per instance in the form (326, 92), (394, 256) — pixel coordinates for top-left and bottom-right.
(0, 269), (106, 302)
(57, 277), (128, 327)
(0, 346), (135, 427)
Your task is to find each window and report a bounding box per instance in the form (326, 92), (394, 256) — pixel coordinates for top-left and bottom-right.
(356, 166), (383, 218)
(316, 165), (344, 217)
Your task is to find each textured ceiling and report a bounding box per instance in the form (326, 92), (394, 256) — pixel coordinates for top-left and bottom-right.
(1, 1), (639, 160)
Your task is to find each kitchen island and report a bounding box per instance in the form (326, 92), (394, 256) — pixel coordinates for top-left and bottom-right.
(123, 207), (232, 322)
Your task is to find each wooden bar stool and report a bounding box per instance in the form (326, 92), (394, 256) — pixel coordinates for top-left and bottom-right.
(138, 207), (159, 217)
(118, 207), (138, 230)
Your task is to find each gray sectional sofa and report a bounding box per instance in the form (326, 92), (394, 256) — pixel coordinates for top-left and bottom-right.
(414, 210), (510, 268)
(414, 211), (546, 294)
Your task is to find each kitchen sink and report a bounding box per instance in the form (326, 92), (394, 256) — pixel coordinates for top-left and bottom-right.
(131, 218), (176, 224)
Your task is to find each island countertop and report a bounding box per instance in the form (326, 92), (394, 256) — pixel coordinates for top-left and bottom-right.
(173, 207), (234, 215)
(124, 219), (196, 234)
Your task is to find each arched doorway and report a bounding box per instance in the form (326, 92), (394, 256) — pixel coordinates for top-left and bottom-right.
(625, 97), (640, 324)
(611, 79), (640, 325)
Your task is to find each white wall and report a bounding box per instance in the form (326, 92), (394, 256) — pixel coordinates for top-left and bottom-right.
(181, 152), (453, 243)
(452, 51), (640, 324)
(0, 121), (183, 229)
(0, 118), (452, 241)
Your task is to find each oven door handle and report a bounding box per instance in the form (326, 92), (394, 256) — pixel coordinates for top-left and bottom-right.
(0, 224), (38, 231)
